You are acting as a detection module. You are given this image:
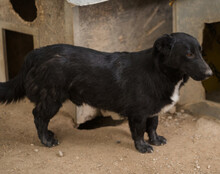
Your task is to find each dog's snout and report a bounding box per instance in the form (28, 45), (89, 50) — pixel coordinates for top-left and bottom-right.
(205, 69), (213, 77)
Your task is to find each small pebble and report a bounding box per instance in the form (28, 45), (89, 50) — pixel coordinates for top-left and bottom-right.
(76, 156), (79, 160)
(180, 109), (184, 113)
(30, 144), (34, 146)
(118, 35), (124, 42)
(113, 161), (118, 166)
(207, 165), (211, 169)
(34, 149), (38, 152)
(168, 116), (172, 120)
(116, 140), (121, 144)
(176, 112), (181, 116)
(97, 164), (103, 168)
(169, 106), (176, 114)
(58, 150), (64, 157)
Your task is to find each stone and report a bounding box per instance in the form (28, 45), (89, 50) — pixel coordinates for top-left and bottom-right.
(57, 151), (64, 157)
(168, 106), (176, 114)
(183, 100), (220, 119)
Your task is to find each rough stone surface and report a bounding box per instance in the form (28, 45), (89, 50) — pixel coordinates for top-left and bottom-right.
(0, 0), (74, 81)
(183, 100), (220, 120)
(74, 0), (172, 52)
(0, 0), (66, 46)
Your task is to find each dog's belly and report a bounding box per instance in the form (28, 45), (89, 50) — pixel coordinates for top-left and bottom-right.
(76, 104), (122, 124)
(76, 79), (183, 123)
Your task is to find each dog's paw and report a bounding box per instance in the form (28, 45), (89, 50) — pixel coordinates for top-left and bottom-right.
(41, 130), (59, 147)
(149, 135), (167, 146)
(135, 140), (154, 153)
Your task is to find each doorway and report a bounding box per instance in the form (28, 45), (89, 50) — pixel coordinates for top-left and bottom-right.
(4, 29), (34, 79)
(202, 22), (220, 102)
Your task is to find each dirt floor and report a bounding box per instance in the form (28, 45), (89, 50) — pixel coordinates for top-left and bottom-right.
(0, 99), (220, 174)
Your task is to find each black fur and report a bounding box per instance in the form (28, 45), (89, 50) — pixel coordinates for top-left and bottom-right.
(0, 32), (212, 153)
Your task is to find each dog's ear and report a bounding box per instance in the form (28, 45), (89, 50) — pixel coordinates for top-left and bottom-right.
(153, 34), (175, 56)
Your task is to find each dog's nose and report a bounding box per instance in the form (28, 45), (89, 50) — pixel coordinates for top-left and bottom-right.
(205, 69), (213, 77)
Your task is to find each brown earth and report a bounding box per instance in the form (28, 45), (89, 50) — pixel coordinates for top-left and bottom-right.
(0, 99), (220, 174)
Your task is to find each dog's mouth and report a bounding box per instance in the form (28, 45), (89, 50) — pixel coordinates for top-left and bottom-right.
(189, 69), (213, 81)
(182, 58), (213, 81)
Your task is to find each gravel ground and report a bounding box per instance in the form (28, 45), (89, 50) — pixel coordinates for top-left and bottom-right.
(0, 99), (220, 174)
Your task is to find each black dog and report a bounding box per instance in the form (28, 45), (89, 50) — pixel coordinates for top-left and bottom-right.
(0, 33), (212, 153)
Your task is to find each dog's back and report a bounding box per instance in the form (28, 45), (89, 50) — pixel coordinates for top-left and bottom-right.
(23, 44), (155, 114)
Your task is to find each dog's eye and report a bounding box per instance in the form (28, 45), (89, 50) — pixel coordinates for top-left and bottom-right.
(186, 53), (195, 58)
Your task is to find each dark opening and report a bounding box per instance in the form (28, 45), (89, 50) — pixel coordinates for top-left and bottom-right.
(5, 30), (34, 79)
(10, 0), (37, 22)
(202, 22), (220, 102)
(78, 116), (125, 130)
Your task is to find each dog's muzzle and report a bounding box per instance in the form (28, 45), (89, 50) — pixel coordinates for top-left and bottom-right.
(205, 69), (213, 77)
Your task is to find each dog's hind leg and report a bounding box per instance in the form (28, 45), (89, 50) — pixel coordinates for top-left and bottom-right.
(33, 101), (62, 147)
(146, 116), (167, 146)
(128, 116), (153, 153)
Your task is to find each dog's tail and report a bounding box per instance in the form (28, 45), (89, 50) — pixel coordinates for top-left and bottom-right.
(0, 71), (26, 104)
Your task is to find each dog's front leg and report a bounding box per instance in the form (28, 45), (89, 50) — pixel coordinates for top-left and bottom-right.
(146, 116), (167, 146)
(128, 116), (153, 153)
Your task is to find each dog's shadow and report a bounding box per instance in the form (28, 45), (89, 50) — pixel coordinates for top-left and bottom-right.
(53, 116), (135, 150)
(77, 115), (125, 130)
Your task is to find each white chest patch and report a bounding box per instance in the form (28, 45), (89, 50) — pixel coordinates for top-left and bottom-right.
(159, 79), (183, 114)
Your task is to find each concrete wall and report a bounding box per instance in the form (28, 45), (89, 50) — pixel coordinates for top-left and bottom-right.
(0, 0), (68, 46)
(173, 0), (220, 105)
(73, 0), (172, 52)
(0, 0), (74, 81)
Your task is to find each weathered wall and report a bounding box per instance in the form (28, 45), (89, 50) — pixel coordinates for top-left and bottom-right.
(0, 0), (69, 46)
(173, 0), (220, 105)
(73, 0), (172, 52)
(0, 0), (74, 82)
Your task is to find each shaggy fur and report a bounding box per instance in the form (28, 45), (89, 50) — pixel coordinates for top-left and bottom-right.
(0, 33), (212, 153)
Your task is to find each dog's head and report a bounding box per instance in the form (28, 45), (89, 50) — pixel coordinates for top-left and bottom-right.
(153, 32), (213, 81)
